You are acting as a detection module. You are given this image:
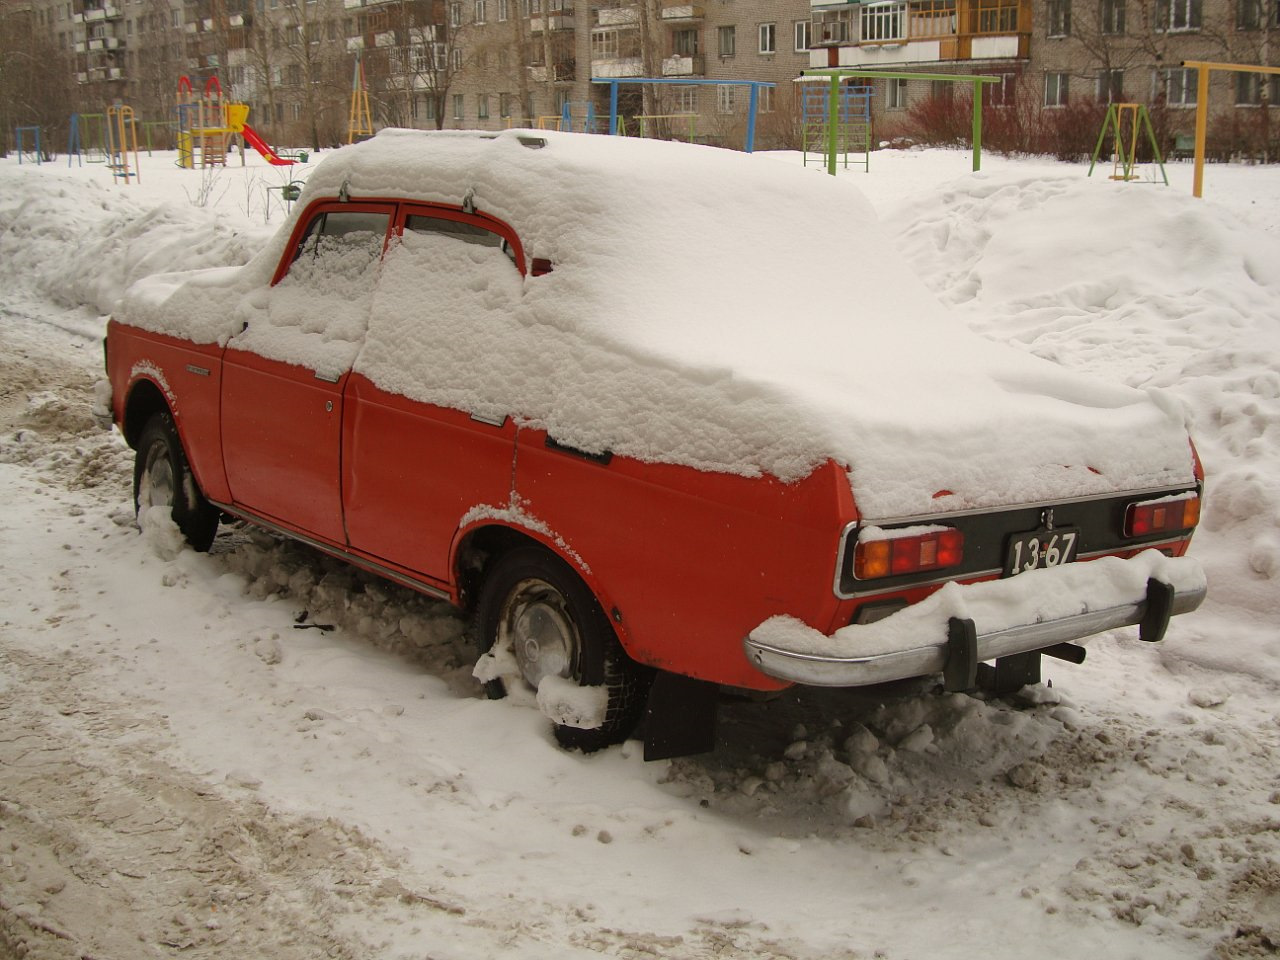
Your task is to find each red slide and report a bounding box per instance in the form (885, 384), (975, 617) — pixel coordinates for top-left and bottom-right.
(241, 123), (295, 166)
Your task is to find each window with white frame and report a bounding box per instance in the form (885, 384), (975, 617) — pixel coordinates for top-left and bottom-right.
(452, 47), (463, 70)
(758, 22), (776, 54)
(592, 29), (619, 59)
(1047, 0), (1071, 36)
(452, 93), (464, 119)
(500, 92), (512, 117)
(887, 76), (907, 110)
(474, 0), (486, 23)
(794, 19), (810, 51)
(450, 2), (461, 27)
(1156, 0), (1201, 30)
(861, 2), (906, 43)
(1097, 69), (1124, 102)
(1100, 0), (1125, 33)
(478, 94), (489, 119)
(1236, 72), (1262, 104)
(675, 85), (697, 113)
(718, 25), (736, 57)
(498, 0), (508, 20)
(1044, 71), (1069, 106)
(757, 85), (775, 113)
(1159, 67), (1198, 105)
(984, 73), (1016, 107)
(717, 84), (736, 113)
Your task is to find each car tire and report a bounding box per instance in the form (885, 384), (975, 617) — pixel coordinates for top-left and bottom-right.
(133, 411), (219, 552)
(475, 547), (651, 752)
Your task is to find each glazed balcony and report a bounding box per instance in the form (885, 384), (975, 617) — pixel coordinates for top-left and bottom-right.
(809, 0), (1030, 67)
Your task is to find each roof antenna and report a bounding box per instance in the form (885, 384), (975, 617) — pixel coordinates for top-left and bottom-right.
(462, 188), (476, 215)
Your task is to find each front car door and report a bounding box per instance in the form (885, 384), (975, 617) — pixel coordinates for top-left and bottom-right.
(220, 202), (394, 545)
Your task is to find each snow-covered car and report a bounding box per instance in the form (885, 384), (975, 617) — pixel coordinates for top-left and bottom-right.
(104, 129), (1205, 759)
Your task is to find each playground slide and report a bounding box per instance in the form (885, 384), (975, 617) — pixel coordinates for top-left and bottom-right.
(240, 123), (295, 166)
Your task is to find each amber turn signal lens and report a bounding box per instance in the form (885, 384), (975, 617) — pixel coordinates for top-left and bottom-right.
(854, 528), (964, 580)
(1124, 495), (1201, 538)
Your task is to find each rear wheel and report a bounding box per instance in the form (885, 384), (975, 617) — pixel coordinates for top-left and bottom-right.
(133, 411), (219, 552)
(475, 547), (651, 752)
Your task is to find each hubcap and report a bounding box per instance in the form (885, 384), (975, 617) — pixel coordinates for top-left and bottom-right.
(140, 441), (175, 509)
(501, 577), (578, 690)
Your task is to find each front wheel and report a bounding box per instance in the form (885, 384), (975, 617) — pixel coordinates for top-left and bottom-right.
(474, 547), (651, 752)
(133, 411), (219, 552)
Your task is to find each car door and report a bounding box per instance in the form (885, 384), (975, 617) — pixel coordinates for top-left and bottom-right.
(342, 205), (526, 581)
(220, 202), (394, 545)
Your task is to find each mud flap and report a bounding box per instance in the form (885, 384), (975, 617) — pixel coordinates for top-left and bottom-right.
(641, 671), (718, 761)
(943, 617), (978, 693)
(1140, 578), (1176, 643)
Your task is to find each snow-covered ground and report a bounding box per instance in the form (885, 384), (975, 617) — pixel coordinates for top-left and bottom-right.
(2, 143), (1279, 959)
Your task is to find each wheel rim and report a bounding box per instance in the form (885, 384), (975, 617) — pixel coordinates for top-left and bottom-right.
(140, 439), (175, 510)
(500, 577), (579, 690)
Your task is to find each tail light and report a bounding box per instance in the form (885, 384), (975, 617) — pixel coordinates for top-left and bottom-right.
(854, 527), (964, 580)
(1124, 494), (1201, 538)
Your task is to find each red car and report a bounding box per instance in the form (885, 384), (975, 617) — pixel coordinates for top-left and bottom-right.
(106, 130), (1205, 758)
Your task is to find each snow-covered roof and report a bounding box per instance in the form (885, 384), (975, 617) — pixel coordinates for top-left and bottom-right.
(118, 129), (1195, 518)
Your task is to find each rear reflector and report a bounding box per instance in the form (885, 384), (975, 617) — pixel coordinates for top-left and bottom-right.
(1124, 494), (1201, 538)
(854, 527), (964, 580)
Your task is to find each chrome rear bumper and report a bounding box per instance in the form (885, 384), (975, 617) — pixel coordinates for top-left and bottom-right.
(745, 552), (1206, 689)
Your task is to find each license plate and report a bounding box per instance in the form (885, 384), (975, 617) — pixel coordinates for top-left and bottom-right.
(1004, 528), (1079, 577)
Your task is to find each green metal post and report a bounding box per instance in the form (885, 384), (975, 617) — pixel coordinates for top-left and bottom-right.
(827, 74), (839, 177)
(971, 80), (982, 172)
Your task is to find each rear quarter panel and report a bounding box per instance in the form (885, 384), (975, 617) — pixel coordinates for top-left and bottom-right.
(512, 430), (858, 690)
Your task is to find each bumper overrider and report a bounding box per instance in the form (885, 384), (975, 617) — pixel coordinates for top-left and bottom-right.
(745, 550), (1206, 689)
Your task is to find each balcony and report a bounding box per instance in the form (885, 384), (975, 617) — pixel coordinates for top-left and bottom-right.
(809, 0), (1030, 67)
(661, 54), (704, 76)
(344, 0), (364, 7)
(660, 4), (704, 21)
(597, 7), (639, 26)
(83, 8), (105, 22)
(528, 60), (575, 82)
(591, 57), (643, 79)
(531, 14), (576, 31)
(229, 13), (245, 26)
(76, 71), (89, 83)
(375, 30), (396, 47)
(88, 36), (122, 51)
(184, 22), (198, 33)
(347, 36), (365, 51)
(108, 67), (122, 80)
(75, 41), (87, 53)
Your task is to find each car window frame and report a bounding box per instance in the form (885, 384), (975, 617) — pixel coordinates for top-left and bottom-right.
(270, 200), (398, 287)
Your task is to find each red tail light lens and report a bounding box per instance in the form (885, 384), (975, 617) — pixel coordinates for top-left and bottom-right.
(854, 528), (964, 580)
(1124, 495), (1201, 538)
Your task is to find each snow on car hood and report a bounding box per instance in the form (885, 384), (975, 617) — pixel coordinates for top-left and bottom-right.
(117, 129), (1195, 518)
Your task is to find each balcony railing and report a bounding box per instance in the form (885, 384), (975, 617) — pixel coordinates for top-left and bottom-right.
(531, 14), (576, 31)
(812, 0), (1027, 48)
(597, 6), (639, 27)
(661, 54), (704, 76)
(660, 4), (704, 21)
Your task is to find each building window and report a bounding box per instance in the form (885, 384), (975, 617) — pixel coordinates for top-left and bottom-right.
(758, 22), (776, 54)
(795, 19), (811, 51)
(717, 25), (736, 57)
(1233, 72), (1278, 104)
(1159, 67), (1198, 105)
(984, 73), (1016, 107)
(1045, 72), (1069, 107)
(672, 28), (698, 56)
(478, 94), (489, 119)
(717, 84), (736, 113)
(757, 85), (775, 113)
(861, 2), (906, 43)
(474, 0), (486, 23)
(453, 93), (464, 119)
(887, 76), (907, 110)
(424, 96), (437, 120)
(675, 85), (697, 113)
(500, 93), (512, 117)
(498, 0), (508, 20)
(450, 2), (461, 27)
(1097, 69), (1124, 102)
(1047, 0), (1071, 36)
(1101, 0), (1126, 34)
(452, 47), (463, 70)
(1156, 0), (1202, 31)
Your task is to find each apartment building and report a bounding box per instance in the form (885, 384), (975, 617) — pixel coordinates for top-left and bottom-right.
(4, 0), (1279, 152)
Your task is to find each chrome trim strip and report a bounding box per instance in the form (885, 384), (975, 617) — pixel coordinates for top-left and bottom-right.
(185, 364), (211, 377)
(748, 581), (1207, 688)
(209, 500), (452, 602)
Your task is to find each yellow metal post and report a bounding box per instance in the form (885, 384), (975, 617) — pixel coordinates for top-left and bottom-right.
(1192, 67), (1210, 199)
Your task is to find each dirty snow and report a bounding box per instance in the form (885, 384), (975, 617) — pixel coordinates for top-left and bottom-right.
(1, 146), (1279, 959)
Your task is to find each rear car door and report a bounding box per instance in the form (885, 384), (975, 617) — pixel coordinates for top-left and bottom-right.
(342, 205), (525, 580)
(220, 202), (394, 545)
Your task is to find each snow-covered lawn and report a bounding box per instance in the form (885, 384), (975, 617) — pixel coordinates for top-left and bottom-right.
(1, 143), (1278, 959)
